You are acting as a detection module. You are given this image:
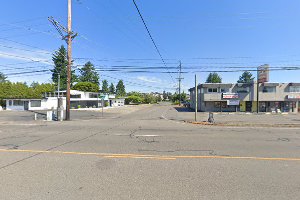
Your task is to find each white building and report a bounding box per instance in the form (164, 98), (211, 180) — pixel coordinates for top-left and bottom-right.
(5, 90), (125, 111)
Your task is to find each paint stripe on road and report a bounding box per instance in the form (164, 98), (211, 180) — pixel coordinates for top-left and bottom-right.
(0, 148), (300, 162)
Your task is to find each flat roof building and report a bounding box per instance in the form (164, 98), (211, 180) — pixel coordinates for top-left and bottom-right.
(189, 82), (300, 113)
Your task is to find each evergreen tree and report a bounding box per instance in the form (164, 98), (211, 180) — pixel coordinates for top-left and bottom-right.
(237, 71), (255, 83)
(163, 90), (167, 100)
(109, 83), (115, 94)
(79, 61), (99, 85)
(116, 80), (126, 97)
(51, 45), (77, 90)
(102, 80), (109, 93)
(206, 73), (222, 83)
(0, 72), (7, 83)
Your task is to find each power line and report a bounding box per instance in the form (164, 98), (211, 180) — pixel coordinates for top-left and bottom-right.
(0, 52), (52, 64)
(0, 44), (52, 55)
(0, 61), (51, 67)
(0, 17), (47, 27)
(0, 38), (53, 52)
(132, 0), (175, 84)
(101, 74), (174, 90)
(6, 69), (50, 76)
(0, 65), (52, 72)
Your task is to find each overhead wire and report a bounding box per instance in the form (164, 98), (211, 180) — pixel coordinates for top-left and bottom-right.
(132, 0), (176, 84)
(101, 74), (174, 90)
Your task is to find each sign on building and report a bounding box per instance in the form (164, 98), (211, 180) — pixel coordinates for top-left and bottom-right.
(222, 93), (239, 99)
(287, 95), (300, 99)
(258, 64), (270, 83)
(227, 100), (240, 106)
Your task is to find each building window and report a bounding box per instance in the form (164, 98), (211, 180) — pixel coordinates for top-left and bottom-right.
(236, 87), (249, 93)
(31, 100), (41, 107)
(9, 100), (12, 106)
(290, 86), (300, 93)
(13, 100), (23, 106)
(263, 87), (276, 93)
(208, 88), (218, 93)
(71, 94), (81, 99)
(220, 88), (229, 93)
(89, 93), (98, 98)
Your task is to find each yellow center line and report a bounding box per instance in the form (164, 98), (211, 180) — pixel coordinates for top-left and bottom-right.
(0, 148), (299, 161)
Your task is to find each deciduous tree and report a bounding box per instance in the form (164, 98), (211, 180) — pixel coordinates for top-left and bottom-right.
(72, 82), (99, 92)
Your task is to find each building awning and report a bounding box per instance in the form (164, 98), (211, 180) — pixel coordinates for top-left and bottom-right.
(263, 83), (279, 87)
(201, 83), (232, 88)
(289, 83), (300, 86)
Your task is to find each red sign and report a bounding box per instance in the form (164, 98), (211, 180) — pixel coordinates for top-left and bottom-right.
(222, 93), (239, 99)
(287, 95), (300, 99)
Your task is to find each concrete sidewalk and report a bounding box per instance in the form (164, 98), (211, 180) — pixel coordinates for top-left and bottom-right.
(164, 106), (300, 127)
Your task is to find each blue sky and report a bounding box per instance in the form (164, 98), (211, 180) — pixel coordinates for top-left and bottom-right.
(0, 0), (300, 93)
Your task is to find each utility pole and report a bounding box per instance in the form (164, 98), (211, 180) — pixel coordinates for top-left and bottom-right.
(48, 0), (77, 120)
(256, 68), (259, 113)
(195, 74), (198, 122)
(57, 74), (60, 110)
(66, 0), (72, 121)
(176, 61), (184, 106)
(57, 74), (60, 98)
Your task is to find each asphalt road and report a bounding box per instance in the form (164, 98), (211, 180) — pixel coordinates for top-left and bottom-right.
(0, 104), (299, 200)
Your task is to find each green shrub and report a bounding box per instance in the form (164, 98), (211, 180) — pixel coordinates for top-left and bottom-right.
(72, 82), (99, 92)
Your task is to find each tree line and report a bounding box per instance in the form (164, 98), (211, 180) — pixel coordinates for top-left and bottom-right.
(0, 45), (127, 106)
(0, 81), (55, 106)
(205, 71), (255, 83)
(52, 45), (126, 96)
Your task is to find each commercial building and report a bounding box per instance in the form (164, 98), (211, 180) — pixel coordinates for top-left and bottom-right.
(5, 90), (125, 111)
(189, 82), (300, 113)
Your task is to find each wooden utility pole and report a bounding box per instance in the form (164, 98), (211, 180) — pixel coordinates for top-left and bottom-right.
(48, 0), (77, 121)
(66, 0), (72, 120)
(256, 68), (259, 113)
(177, 61), (184, 106)
(195, 74), (198, 122)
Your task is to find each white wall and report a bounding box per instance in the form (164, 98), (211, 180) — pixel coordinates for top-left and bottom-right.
(6, 105), (24, 111)
(28, 98), (64, 111)
(111, 99), (125, 107)
(6, 100), (25, 111)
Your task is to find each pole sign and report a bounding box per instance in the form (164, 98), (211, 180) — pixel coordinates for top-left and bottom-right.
(99, 95), (106, 99)
(227, 100), (240, 106)
(258, 64), (270, 83)
(222, 93), (239, 99)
